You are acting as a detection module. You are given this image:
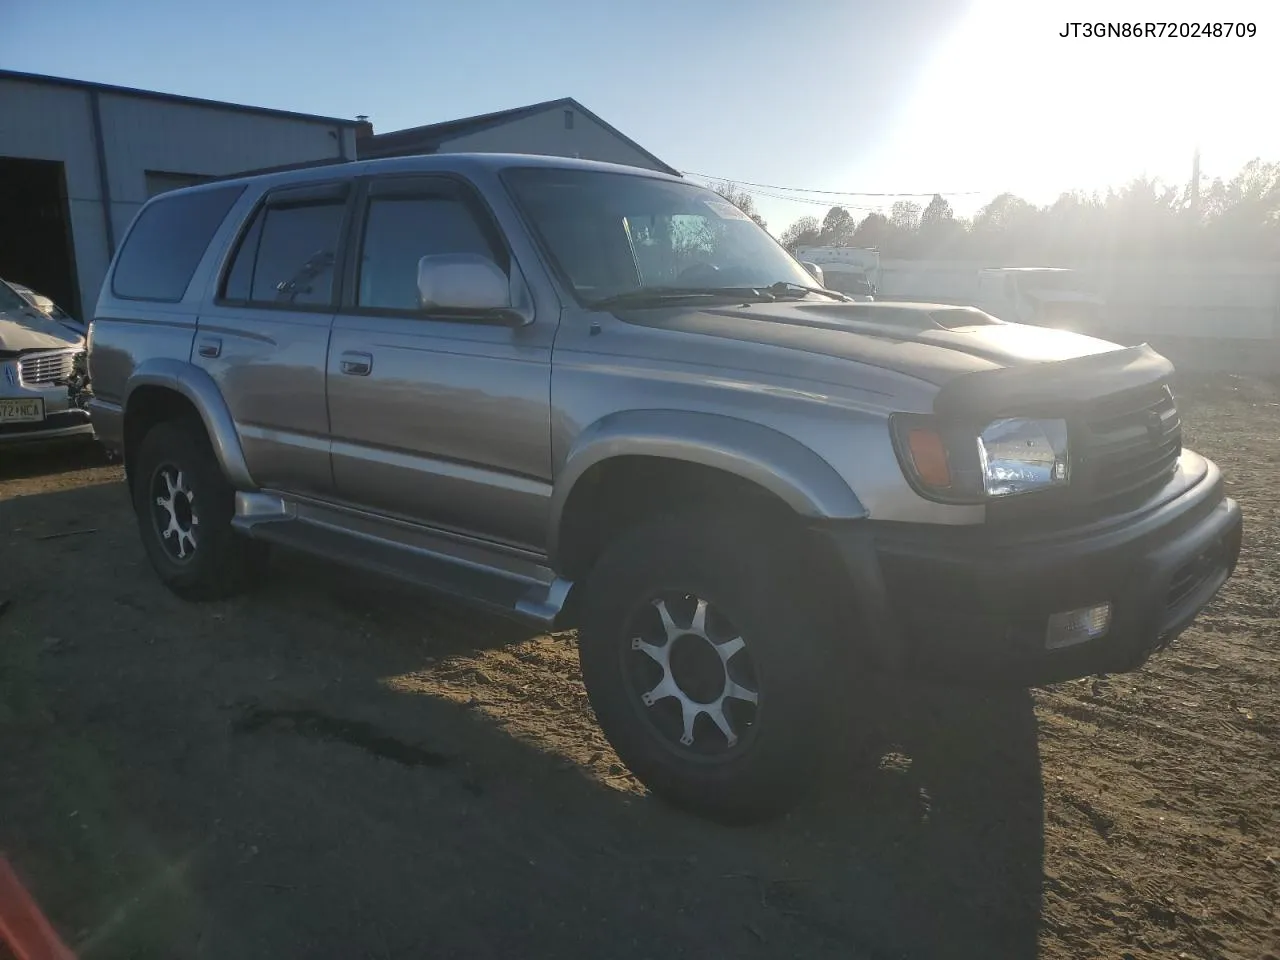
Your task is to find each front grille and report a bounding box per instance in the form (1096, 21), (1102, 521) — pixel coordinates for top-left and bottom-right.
(18, 350), (77, 385)
(1078, 384), (1181, 504)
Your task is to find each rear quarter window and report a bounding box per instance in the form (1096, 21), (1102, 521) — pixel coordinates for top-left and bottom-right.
(112, 184), (245, 301)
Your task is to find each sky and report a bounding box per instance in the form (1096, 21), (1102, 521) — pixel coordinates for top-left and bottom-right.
(5, 0), (1278, 235)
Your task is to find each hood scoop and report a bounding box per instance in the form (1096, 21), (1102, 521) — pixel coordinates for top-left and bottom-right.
(783, 301), (1003, 335)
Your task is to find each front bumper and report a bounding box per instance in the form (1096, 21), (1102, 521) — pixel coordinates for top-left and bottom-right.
(0, 415), (95, 445)
(822, 452), (1243, 685)
(0, 380), (94, 446)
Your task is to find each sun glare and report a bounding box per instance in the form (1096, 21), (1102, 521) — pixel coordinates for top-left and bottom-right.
(872, 0), (1278, 204)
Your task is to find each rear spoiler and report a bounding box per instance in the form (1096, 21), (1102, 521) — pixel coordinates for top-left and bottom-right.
(933, 344), (1173, 418)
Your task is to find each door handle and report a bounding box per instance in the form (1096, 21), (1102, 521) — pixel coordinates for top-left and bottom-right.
(197, 336), (222, 359)
(340, 351), (373, 376)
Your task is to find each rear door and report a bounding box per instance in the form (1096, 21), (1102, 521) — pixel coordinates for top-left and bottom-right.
(195, 180), (353, 496)
(325, 174), (555, 551)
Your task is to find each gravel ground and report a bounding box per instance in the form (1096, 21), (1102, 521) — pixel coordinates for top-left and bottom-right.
(0, 374), (1276, 959)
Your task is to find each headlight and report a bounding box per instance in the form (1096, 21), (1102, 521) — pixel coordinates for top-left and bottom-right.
(977, 418), (1069, 497)
(891, 414), (1070, 502)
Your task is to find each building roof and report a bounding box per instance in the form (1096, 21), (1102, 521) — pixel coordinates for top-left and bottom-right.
(359, 97), (678, 175)
(0, 69), (363, 127)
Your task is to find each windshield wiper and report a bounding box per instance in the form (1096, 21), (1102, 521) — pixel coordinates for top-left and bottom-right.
(589, 286), (778, 309)
(766, 281), (850, 302)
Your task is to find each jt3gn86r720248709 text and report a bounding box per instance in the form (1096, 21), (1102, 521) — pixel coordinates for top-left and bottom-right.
(1059, 22), (1256, 38)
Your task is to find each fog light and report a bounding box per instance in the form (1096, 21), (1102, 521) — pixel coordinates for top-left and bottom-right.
(1045, 603), (1112, 650)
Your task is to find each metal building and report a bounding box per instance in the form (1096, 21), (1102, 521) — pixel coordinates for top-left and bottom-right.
(0, 70), (361, 320)
(358, 97), (677, 175)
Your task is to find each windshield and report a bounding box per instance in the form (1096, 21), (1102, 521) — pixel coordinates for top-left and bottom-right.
(1015, 271), (1093, 294)
(1039, 299), (1100, 318)
(0, 279), (33, 315)
(504, 168), (814, 303)
(823, 269), (875, 296)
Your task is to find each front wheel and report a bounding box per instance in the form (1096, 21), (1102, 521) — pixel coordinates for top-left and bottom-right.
(132, 419), (265, 600)
(578, 510), (833, 823)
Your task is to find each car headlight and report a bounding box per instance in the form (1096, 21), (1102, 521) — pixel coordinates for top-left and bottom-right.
(891, 414), (1070, 502)
(977, 418), (1069, 496)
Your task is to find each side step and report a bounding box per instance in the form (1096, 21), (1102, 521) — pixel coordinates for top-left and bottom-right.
(232, 492), (573, 627)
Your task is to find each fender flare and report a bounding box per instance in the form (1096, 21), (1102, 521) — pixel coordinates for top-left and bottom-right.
(123, 358), (254, 489)
(547, 409), (865, 563)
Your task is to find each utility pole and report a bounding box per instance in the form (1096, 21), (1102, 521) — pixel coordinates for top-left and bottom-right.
(1189, 146), (1201, 217)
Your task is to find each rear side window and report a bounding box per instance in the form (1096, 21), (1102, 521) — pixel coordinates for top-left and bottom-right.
(112, 185), (244, 301)
(221, 186), (348, 308)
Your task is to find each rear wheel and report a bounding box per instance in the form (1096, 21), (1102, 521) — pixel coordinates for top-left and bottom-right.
(578, 509), (834, 823)
(132, 419), (265, 600)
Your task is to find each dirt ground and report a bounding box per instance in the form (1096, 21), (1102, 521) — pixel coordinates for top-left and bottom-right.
(1, 375), (1277, 960)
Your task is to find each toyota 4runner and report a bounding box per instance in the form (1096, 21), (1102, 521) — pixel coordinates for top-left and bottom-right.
(87, 154), (1242, 823)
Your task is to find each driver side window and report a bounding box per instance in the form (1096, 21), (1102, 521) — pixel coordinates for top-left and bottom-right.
(357, 192), (503, 312)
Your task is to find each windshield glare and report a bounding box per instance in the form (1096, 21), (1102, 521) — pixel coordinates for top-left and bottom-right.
(504, 168), (814, 303)
(0, 280), (33, 315)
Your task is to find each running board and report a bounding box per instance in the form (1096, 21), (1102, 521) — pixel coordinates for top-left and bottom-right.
(232, 492), (573, 627)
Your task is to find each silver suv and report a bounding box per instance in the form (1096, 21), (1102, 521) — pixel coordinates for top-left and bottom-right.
(87, 154), (1242, 822)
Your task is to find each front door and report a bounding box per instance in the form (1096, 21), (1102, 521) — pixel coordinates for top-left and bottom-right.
(195, 180), (352, 496)
(326, 174), (555, 552)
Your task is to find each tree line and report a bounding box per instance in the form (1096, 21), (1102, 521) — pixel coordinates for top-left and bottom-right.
(717, 160), (1280, 262)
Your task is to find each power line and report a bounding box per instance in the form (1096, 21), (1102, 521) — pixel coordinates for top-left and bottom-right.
(698, 180), (902, 213)
(743, 187), (886, 212)
(682, 171), (985, 198)
(690, 176), (891, 212)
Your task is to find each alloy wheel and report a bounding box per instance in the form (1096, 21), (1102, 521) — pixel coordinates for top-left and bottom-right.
(151, 464), (200, 561)
(623, 592), (761, 758)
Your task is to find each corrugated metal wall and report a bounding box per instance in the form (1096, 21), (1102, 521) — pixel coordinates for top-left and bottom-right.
(0, 76), (357, 317)
(0, 79), (107, 318)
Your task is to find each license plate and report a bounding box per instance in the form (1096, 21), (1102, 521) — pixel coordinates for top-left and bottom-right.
(0, 398), (45, 423)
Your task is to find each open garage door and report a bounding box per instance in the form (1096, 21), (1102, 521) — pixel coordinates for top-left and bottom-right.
(0, 156), (81, 320)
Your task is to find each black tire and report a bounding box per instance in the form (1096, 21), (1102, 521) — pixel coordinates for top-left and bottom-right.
(132, 418), (266, 600)
(578, 509), (833, 824)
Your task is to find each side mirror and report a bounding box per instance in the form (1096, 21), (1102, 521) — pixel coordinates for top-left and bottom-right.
(801, 261), (824, 286)
(417, 253), (526, 324)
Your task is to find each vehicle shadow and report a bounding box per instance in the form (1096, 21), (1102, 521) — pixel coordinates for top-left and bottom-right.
(0, 439), (108, 481)
(777, 684), (1045, 959)
(1, 480), (1044, 960)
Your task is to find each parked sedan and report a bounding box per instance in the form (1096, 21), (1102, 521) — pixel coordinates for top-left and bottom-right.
(0, 278), (94, 446)
(8, 281), (86, 334)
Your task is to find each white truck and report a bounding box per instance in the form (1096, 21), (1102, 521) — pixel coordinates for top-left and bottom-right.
(793, 246), (880, 299)
(973, 267), (1106, 333)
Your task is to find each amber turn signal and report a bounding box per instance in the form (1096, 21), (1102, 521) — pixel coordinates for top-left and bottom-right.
(906, 427), (952, 489)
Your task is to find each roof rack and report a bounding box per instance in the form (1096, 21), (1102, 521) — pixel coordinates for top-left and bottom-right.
(207, 155), (354, 183)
